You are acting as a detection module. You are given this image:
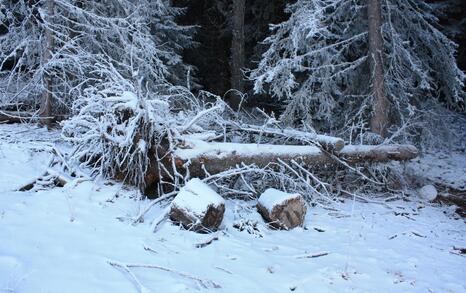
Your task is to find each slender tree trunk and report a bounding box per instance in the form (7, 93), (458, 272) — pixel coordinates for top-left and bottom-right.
(367, 0), (389, 137)
(40, 0), (54, 128)
(228, 0), (245, 110)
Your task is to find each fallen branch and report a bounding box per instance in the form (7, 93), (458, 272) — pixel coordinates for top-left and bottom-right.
(107, 260), (221, 289)
(151, 206), (170, 233)
(133, 191), (177, 224)
(0, 110), (69, 123)
(228, 122), (345, 151)
(295, 252), (329, 259)
(107, 260), (151, 293)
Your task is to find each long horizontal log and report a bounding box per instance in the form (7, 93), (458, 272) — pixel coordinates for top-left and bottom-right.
(168, 142), (419, 179)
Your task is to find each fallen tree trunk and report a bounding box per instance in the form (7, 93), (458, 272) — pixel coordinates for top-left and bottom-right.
(143, 142), (419, 190)
(172, 142), (418, 178)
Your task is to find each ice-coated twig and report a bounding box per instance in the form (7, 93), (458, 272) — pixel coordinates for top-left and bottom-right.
(107, 260), (151, 293)
(107, 259), (221, 289)
(178, 102), (224, 133)
(151, 206), (170, 233)
(133, 191), (177, 224)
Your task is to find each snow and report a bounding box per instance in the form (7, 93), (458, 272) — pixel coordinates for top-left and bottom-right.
(171, 178), (225, 216)
(258, 188), (302, 212)
(419, 185), (438, 201)
(175, 140), (320, 160)
(0, 124), (465, 292)
(175, 140), (417, 160)
(409, 151), (466, 190)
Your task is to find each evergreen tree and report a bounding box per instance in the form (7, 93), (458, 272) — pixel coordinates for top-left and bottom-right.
(0, 0), (193, 114)
(250, 0), (465, 139)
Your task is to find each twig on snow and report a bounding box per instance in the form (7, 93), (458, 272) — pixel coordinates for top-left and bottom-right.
(107, 260), (151, 293)
(133, 191), (177, 224)
(107, 259), (221, 289)
(143, 244), (158, 254)
(295, 252), (329, 259)
(151, 206), (170, 233)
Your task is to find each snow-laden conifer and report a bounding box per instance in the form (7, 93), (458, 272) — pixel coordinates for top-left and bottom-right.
(250, 0), (465, 139)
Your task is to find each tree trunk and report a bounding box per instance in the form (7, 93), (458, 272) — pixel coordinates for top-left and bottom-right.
(367, 0), (389, 137)
(171, 143), (419, 179)
(228, 0), (245, 110)
(40, 0), (54, 128)
(142, 143), (419, 191)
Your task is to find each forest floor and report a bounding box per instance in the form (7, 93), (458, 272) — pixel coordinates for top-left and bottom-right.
(0, 124), (465, 293)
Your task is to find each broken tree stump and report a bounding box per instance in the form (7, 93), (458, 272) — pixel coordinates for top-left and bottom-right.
(257, 188), (307, 229)
(169, 178), (225, 233)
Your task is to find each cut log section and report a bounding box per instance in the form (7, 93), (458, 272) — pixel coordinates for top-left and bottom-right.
(257, 188), (307, 230)
(169, 178), (225, 233)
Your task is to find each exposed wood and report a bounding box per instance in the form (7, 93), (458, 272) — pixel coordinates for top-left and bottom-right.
(368, 0), (389, 137)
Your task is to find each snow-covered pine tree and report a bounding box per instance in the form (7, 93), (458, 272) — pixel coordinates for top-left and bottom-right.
(0, 0), (193, 115)
(250, 0), (465, 141)
(1, 0), (195, 188)
(55, 0), (196, 189)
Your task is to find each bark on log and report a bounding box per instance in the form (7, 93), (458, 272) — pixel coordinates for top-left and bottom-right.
(171, 143), (418, 178)
(143, 142), (418, 193)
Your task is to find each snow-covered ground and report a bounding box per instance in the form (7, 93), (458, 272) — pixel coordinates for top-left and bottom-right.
(0, 124), (465, 293)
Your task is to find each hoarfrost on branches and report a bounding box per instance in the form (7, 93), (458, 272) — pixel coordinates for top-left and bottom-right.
(250, 0), (465, 139)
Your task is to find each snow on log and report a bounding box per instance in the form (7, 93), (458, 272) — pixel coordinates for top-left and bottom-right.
(228, 123), (345, 151)
(169, 178), (225, 233)
(257, 188), (307, 230)
(171, 141), (419, 178)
